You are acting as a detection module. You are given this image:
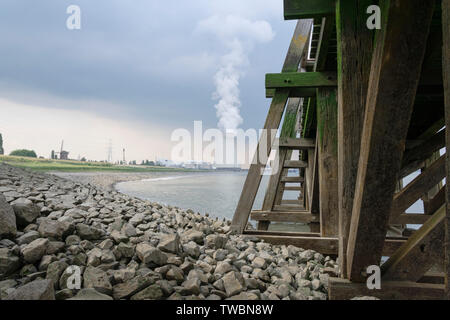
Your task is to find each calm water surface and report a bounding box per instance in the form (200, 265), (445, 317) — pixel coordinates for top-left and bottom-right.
(116, 171), (275, 221)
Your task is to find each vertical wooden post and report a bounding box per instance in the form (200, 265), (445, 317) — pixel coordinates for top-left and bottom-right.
(335, 0), (373, 276)
(346, 0), (435, 282)
(442, 0), (450, 300)
(316, 88), (339, 236)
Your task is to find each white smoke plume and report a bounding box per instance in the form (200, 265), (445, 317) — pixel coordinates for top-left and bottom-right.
(197, 15), (275, 131)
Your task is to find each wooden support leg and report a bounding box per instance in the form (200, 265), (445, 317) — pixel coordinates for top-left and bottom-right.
(335, 0), (374, 277)
(442, 0), (450, 300)
(346, 0), (435, 282)
(316, 88), (338, 237)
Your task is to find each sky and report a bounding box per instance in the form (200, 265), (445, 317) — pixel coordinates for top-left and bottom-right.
(0, 0), (297, 162)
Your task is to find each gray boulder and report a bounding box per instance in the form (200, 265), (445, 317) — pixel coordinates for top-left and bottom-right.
(157, 234), (181, 254)
(11, 198), (40, 227)
(5, 279), (55, 300)
(38, 218), (73, 240)
(0, 248), (21, 277)
(83, 266), (112, 295)
(112, 275), (154, 300)
(136, 243), (167, 266)
(68, 288), (113, 300)
(76, 223), (105, 240)
(0, 194), (17, 238)
(21, 238), (49, 263)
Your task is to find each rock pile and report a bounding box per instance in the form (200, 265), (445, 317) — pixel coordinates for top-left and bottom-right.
(0, 163), (338, 300)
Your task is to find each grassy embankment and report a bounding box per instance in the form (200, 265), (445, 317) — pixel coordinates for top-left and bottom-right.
(0, 155), (195, 173)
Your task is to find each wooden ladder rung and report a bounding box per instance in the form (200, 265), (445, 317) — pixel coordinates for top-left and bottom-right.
(281, 176), (304, 182)
(250, 210), (318, 223)
(283, 186), (302, 191)
(273, 205), (305, 211)
(278, 138), (316, 149)
(281, 199), (302, 205)
(284, 160), (308, 168)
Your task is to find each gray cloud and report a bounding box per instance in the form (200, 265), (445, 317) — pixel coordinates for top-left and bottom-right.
(0, 0), (296, 132)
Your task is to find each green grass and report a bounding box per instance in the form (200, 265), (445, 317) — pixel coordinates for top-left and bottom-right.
(0, 155), (196, 173)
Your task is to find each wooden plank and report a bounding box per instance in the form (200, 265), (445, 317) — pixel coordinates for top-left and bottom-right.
(328, 278), (445, 300)
(391, 155), (445, 218)
(251, 210), (318, 223)
(243, 230), (320, 238)
(418, 272), (445, 285)
(317, 87), (339, 236)
(278, 137), (315, 149)
(284, 0), (335, 20)
(382, 205), (446, 282)
(389, 214), (432, 225)
(426, 187), (446, 216)
(346, 0), (435, 282)
(232, 20), (314, 234)
(336, 0), (374, 279)
(443, 0), (450, 300)
(282, 20), (314, 73)
(283, 187), (302, 191)
(281, 176), (304, 182)
(402, 130), (446, 169)
(284, 160), (308, 168)
(273, 205), (305, 211)
(266, 87), (316, 98)
(266, 72), (337, 89)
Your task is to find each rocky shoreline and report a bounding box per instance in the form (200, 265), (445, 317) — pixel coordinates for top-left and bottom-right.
(0, 163), (338, 300)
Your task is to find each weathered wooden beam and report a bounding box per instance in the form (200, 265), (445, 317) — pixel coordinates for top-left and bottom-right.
(251, 210), (318, 223)
(284, 0), (335, 20)
(317, 88), (339, 237)
(281, 176), (304, 182)
(266, 88), (316, 98)
(243, 230), (320, 238)
(283, 187), (302, 191)
(382, 205), (446, 282)
(346, 0), (435, 282)
(442, 0), (450, 300)
(389, 213), (432, 225)
(402, 130), (446, 169)
(391, 155), (445, 218)
(426, 187), (446, 216)
(328, 278), (445, 300)
(232, 20), (314, 233)
(273, 205), (305, 212)
(336, 0), (374, 279)
(278, 137), (315, 149)
(266, 72), (337, 89)
(284, 160), (308, 168)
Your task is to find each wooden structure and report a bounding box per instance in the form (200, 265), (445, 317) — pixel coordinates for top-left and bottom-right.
(232, 0), (450, 299)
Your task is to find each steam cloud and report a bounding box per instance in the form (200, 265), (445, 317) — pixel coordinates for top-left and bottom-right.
(197, 15), (275, 131)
